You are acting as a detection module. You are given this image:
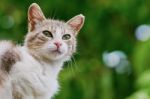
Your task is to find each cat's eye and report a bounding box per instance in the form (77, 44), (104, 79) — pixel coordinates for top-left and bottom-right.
(62, 34), (71, 40)
(42, 30), (53, 38)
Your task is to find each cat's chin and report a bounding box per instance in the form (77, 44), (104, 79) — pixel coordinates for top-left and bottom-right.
(44, 51), (65, 61)
(47, 52), (71, 62)
(45, 48), (70, 61)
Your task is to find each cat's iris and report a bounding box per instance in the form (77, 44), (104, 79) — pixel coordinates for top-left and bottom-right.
(42, 30), (53, 38)
(62, 34), (71, 40)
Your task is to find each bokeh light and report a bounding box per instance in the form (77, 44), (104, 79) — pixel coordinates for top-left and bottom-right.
(135, 25), (150, 41)
(103, 51), (131, 74)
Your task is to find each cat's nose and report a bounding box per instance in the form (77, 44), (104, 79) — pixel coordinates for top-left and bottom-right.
(54, 42), (62, 48)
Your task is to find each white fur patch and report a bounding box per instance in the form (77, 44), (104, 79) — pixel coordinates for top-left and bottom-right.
(9, 47), (63, 99)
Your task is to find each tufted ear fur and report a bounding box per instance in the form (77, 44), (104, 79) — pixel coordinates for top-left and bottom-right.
(28, 3), (46, 32)
(67, 14), (85, 34)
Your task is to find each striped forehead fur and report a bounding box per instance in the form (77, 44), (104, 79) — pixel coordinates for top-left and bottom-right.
(35, 19), (75, 34)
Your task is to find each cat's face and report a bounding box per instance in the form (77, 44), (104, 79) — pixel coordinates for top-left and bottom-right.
(25, 3), (85, 61)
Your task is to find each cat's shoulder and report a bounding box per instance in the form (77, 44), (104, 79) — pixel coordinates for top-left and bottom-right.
(0, 40), (20, 72)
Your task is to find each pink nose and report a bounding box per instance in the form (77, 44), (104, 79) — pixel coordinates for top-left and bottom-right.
(54, 42), (62, 48)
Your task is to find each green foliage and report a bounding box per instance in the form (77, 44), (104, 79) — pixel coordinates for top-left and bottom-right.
(1, 0), (150, 99)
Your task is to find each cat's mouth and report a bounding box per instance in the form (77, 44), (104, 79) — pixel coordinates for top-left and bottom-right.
(52, 49), (62, 54)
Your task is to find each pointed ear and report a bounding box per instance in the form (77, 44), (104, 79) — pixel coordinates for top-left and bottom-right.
(28, 3), (46, 32)
(67, 14), (85, 33)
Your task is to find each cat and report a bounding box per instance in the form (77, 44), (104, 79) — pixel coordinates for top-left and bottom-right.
(0, 3), (85, 99)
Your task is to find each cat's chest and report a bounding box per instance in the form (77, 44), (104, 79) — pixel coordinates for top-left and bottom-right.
(11, 62), (59, 97)
(11, 59), (61, 97)
(24, 70), (59, 94)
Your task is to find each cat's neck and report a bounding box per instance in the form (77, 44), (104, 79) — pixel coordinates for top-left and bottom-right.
(40, 60), (63, 78)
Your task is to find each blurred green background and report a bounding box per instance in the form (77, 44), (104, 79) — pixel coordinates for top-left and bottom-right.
(1, 0), (150, 99)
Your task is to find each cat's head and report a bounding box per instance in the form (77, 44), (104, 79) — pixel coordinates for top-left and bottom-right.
(25, 3), (85, 62)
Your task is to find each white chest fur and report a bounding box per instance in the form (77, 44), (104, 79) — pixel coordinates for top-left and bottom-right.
(10, 47), (63, 99)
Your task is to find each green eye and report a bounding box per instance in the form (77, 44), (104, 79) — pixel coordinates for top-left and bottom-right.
(62, 34), (71, 40)
(42, 30), (53, 38)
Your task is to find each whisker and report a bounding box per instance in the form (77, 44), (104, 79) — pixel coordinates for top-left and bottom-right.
(70, 58), (76, 76)
(71, 56), (77, 67)
(50, 7), (57, 20)
(73, 52), (80, 56)
(65, 57), (76, 76)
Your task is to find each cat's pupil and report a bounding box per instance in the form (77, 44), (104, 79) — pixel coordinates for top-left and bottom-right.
(62, 34), (71, 40)
(42, 30), (53, 38)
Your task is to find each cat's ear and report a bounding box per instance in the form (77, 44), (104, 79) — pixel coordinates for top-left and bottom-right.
(67, 14), (85, 34)
(28, 3), (46, 32)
